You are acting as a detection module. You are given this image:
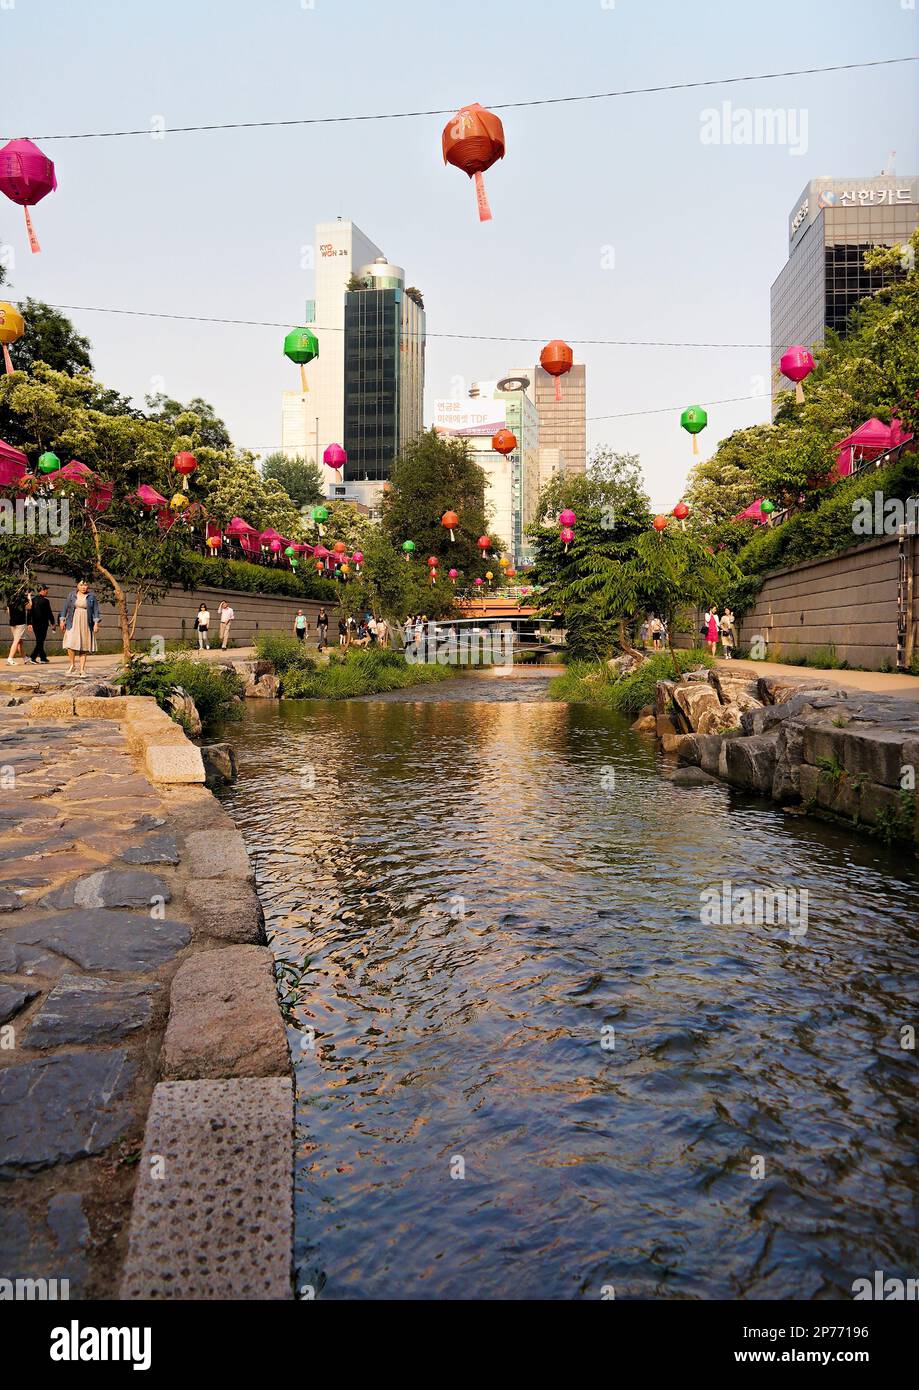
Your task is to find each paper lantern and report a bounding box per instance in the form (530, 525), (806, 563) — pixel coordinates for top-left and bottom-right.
(315, 560), (324, 573)
(0, 139), (57, 253)
(485, 571), (494, 582)
(780, 345), (815, 404)
(441, 509), (459, 541)
(352, 550), (364, 572)
(284, 327), (319, 393)
(311, 505), (328, 523)
(173, 451), (197, 491)
(448, 568), (458, 582)
(0, 302), (24, 375)
(760, 499), (775, 514)
(206, 535), (221, 549)
(559, 508), (576, 527)
(427, 555), (438, 568)
(505, 567), (516, 578)
(673, 501), (689, 520)
(477, 535), (491, 557)
(284, 546), (296, 557)
(560, 526), (575, 551)
(540, 340), (574, 401)
(680, 406), (708, 455)
(402, 539), (415, 561)
(170, 493), (189, 511)
(37, 451), (61, 475)
(474, 577), (483, 587)
(332, 540), (347, 555)
(340, 564), (350, 576)
(491, 429), (517, 456)
(442, 102), (505, 222)
(652, 515), (668, 532)
(323, 443), (347, 476)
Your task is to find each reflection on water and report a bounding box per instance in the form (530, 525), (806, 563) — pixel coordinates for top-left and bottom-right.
(217, 675), (919, 1300)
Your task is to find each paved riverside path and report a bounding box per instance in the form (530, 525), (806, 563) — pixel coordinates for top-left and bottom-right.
(0, 695), (293, 1299)
(716, 659), (919, 701)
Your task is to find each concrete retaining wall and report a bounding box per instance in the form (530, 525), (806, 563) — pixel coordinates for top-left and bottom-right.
(736, 538), (909, 670)
(33, 567), (336, 649)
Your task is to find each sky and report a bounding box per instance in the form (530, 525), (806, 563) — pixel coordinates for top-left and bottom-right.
(2, 0), (918, 509)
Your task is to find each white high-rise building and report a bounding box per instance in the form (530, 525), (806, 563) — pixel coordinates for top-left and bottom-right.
(281, 218), (385, 470)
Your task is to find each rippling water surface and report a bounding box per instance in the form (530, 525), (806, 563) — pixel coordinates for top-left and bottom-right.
(217, 672), (919, 1299)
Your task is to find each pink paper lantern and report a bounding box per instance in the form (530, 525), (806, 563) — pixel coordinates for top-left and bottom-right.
(780, 345), (815, 403)
(352, 549), (364, 571)
(448, 568), (458, 582)
(0, 139), (57, 254)
(560, 526), (575, 552)
(474, 576), (483, 587)
(323, 443), (347, 473)
(559, 509), (576, 527)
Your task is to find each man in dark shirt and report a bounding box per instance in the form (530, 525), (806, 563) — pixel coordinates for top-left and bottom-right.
(29, 585), (54, 663)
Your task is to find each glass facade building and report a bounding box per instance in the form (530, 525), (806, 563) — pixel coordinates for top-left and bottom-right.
(770, 176), (918, 412)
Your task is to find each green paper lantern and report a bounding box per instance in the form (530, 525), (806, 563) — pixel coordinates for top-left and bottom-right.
(37, 451), (61, 475)
(284, 546), (296, 557)
(284, 327), (319, 394)
(680, 405), (708, 454)
(402, 540), (416, 554)
(311, 505), (328, 524)
(760, 499), (775, 514)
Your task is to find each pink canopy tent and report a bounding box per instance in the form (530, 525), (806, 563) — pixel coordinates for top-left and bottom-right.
(733, 499), (772, 525)
(131, 484), (169, 509)
(86, 481), (113, 513)
(224, 516), (261, 555)
(0, 439), (28, 487)
(50, 458), (96, 485)
(831, 417), (913, 479)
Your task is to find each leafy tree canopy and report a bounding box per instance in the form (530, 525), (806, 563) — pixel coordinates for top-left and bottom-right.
(261, 450), (325, 508)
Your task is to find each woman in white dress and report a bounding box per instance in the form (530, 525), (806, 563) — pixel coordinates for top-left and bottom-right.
(60, 580), (100, 678)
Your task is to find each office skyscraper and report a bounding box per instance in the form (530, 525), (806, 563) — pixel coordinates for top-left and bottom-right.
(770, 175), (918, 409)
(512, 362), (587, 476)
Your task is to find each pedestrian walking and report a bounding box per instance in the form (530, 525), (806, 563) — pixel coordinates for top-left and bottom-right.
(217, 601), (235, 649)
(194, 603), (210, 650)
(720, 608), (736, 659)
(29, 585), (54, 663)
(316, 607), (329, 652)
(705, 606), (720, 657)
(338, 616), (348, 648)
(6, 589), (31, 665)
(61, 580), (100, 678)
(649, 615), (664, 651)
(294, 610), (308, 643)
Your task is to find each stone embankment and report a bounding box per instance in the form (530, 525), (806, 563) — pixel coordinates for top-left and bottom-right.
(0, 689), (293, 1300)
(634, 664), (919, 842)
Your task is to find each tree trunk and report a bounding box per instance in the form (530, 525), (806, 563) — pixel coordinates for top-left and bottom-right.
(88, 516), (133, 664)
(618, 620), (642, 659)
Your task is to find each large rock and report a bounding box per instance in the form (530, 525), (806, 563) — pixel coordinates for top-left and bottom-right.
(772, 720), (806, 803)
(184, 829), (254, 882)
(0, 982), (38, 1024)
(859, 781), (917, 834)
(122, 833), (181, 866)
(144, 743), (206, 785)
(165, 687), (202, 738)
(710, 668), (760, 705)
(670, 765), (719, 787)
(608, 653), (642, 677)
(720, 733), (779, 793)
(160, 945), (289, 1080)
(120, 1078), (293, 1300)
(696, 702), (745, 736)
(0, 1051), (137, 1176)
(839, 728), (907, 788)
(40, 868), (172, 911)
(655, 679), (677, 719)
(201, 742), (238, 787)
(672, 682), (722, 732)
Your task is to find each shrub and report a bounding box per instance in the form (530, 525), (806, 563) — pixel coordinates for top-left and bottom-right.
(255, 631), (317, 675)
(548, 647), (714, 714)
(119, 655), (244, 731)
(282, 646), (454, 699)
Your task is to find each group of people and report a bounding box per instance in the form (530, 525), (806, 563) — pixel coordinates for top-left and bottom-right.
(703, 606), (737, 658)
(192, 601), (236, 650)
(641, 615), (669, 651)
(6, 580), (101, 677)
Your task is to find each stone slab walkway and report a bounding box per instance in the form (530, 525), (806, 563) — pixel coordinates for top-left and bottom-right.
(0, 695), (292, 1299)
(717, 658), (919, 701)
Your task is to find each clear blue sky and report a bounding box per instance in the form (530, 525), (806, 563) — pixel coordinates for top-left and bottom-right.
(3, 0), (917, 508)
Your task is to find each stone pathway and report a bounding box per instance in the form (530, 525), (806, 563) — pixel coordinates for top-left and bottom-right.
(0, 646), (260, 698)
(0, 696), (292, 1299)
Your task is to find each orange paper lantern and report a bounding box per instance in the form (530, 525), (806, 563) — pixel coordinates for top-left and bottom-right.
(491, 428), (517, 456)
(540, 340), (574, 401)
(442, 103), (505, 222)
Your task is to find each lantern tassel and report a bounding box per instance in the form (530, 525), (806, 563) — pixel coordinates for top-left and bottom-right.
(300, 364), (308, 393)
(692, 435), (699, 455)
(23, 206), (41, 254)
(473, 172), (492, 222)
(449, 529), (455, 542)
(182, 476), (189, 491)
(2, 345), (12, 375)
(795, 381), (805, 405)
(555, 377), (562, 402)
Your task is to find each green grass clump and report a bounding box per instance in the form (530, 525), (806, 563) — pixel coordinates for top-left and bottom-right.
(548, 647), (715, 714)
(254, 630), (317, 675)
(119, 655), (244, 731)
(282, 646), (455, 700)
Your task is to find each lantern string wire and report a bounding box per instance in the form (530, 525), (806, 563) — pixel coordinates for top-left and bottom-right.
(19, 302), (770, 349)
(3, 56), (915, 141)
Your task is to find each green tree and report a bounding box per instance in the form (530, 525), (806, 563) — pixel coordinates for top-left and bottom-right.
(204, 456), (303, 536)
(145, 393), (233, 451)
(3, 296), (93, 377)
(261, 451), (324, 508)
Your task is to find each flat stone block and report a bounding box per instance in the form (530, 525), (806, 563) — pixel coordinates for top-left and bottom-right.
(120, 1077), (293, 1300)
(802, 723), (847, 768)
(25, 694), (75, 718)
(23, 974), (160, 1048)
(145, 744), (206, 785)
(840, 728), (907, 788)
(0, 1050), (136, 1176)
(121, 833), (181, 865)
(161, 945), (288, 1080)
(5, 910), (191, 973)
(41, 868), (172, 911)
(0, 982), (39, 1024)
(184, 879), (266, 945)
(73, 696), (128, 719)
(184, 829), (253, 882)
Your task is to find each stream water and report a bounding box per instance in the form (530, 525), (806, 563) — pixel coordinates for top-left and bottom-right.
(216, 671), (919, 1300)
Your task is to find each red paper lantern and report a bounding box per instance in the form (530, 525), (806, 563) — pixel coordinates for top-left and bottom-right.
(477, 535), (491, 556)
(173, 451), (198, 491)
(540, 340), (574, 401)
(673, 501), (689, 520)
(441, 509), (459, 541)
(0, 139), (57, 254)
(427, 555), (438, 567)
(442, 103), (505, 222)
(491, 428), (517, 456)
(560, 526), (575, 551)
